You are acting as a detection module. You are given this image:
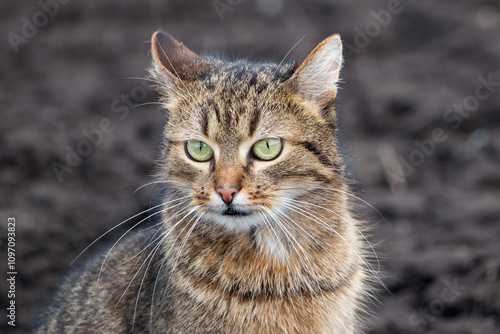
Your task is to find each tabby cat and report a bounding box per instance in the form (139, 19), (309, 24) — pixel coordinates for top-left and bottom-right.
(34, 31), (375, 333)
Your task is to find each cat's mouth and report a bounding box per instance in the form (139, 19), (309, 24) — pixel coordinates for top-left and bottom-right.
(205, 204), (257, 231)
(222, 206), (249, 216)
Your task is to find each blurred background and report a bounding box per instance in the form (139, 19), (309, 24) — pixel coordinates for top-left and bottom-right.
(1, 0), (499, 333)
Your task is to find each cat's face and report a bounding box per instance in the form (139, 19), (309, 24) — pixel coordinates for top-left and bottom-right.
(150, 32), (344, 234)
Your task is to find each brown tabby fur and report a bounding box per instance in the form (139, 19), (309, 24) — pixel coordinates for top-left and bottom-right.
(34, 31), (373, 333)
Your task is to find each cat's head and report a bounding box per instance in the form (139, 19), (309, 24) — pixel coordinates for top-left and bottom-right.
(150, 31), (345, 234)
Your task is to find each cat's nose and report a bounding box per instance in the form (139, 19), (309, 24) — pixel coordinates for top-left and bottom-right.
(215, 185), (240, 204)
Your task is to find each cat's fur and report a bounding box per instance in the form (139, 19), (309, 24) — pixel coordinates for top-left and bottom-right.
(34, 31), (373, 333)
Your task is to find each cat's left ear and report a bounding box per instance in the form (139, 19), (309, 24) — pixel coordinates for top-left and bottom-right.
(288, 34), (343, 106)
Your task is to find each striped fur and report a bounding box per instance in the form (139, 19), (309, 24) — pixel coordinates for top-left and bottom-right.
(34, 32), (374, 334)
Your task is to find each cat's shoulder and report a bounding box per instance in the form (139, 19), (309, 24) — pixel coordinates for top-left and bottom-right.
(32, 226), (159, 332)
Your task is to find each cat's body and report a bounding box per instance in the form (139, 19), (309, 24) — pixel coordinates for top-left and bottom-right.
(34, 32), (373, 333)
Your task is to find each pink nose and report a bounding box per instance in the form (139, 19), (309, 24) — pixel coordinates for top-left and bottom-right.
(216, 185), (240, 204)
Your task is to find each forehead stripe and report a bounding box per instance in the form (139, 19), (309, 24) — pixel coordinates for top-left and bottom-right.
(201, 111), (209, 136)
(248, 107), (261, 137)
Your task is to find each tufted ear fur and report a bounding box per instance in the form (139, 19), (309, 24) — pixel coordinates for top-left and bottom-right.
(289, 34), (343, 106)
(151, 31), (209, 82)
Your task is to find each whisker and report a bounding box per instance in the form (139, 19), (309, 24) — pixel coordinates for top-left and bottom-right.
(270, 206), (329, 298)
(123, 76), (195, 109)
(133, 180), (191, 196)
(133, 210), (202, 330)
(276, 33), (308, 72)
(71, 196), (189, 266)
(261, 206), (316, 294)
(97, 198), (191, 284)
(131, 231), (167, 332)
(151, 206), (202, 308)
(118, 233), (166, 309)
(259, 34), (308, 111)
(277, 197), (381, 273)
(159, 103), (195, 114)
(160, 210), (204, 302)
(130, 101), (164, 108)
(278, 198), (385, 290)
(117, 206), (193, 266)
(115, 206), (200, 328)
(273, 204), (350, 280)
(280, 187), (390, 226)
(256, 206), (289, 261)
(274, 200), (377, 279)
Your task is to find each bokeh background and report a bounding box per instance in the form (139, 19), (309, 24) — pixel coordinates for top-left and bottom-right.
(1, 0), (500, 333)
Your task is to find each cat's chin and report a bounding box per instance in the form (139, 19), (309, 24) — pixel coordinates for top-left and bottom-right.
(203, 210), (261, 233)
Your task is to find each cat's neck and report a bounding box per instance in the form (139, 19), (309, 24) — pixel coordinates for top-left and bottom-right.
(154, 213), (365, 333)
(159, 207), (359, 298)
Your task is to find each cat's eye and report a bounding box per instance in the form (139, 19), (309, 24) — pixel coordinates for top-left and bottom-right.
(185, 140), (214, 162)
(252, 138), (282, 161)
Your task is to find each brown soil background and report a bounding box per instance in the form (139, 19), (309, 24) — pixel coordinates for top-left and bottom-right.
(1, 0), (499, 333)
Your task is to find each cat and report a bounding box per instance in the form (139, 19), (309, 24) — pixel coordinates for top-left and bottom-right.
(33, 31), (376, 333)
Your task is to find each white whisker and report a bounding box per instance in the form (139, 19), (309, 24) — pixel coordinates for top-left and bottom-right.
(277, 197), (381, 274)
(259, 34), (308, 111)
(281, 187), (390, 226)
(274, 199), (375, 276)
(133, 180), (191, 196)
(261, 206), (316, 295)
(97, 198), (191, 285)
(72, 196), (189, 266)
(161, 210), (204, 302)
(118, 206), (193, 266)
(273, 203), (350, 280)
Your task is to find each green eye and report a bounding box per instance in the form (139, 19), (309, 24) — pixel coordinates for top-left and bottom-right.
(185, 140), (214, 162)
(252, 138), (282, 161)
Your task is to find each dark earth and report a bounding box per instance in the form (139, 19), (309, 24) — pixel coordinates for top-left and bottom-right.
(1, 0), (499, 333)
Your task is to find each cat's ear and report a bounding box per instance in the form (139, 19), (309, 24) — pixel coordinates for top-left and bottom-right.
(151, 31), (206, 82)
(289, 34), (343, 105)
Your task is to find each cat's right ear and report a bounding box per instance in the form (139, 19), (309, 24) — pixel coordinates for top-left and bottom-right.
(151, 31), (206, 82)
